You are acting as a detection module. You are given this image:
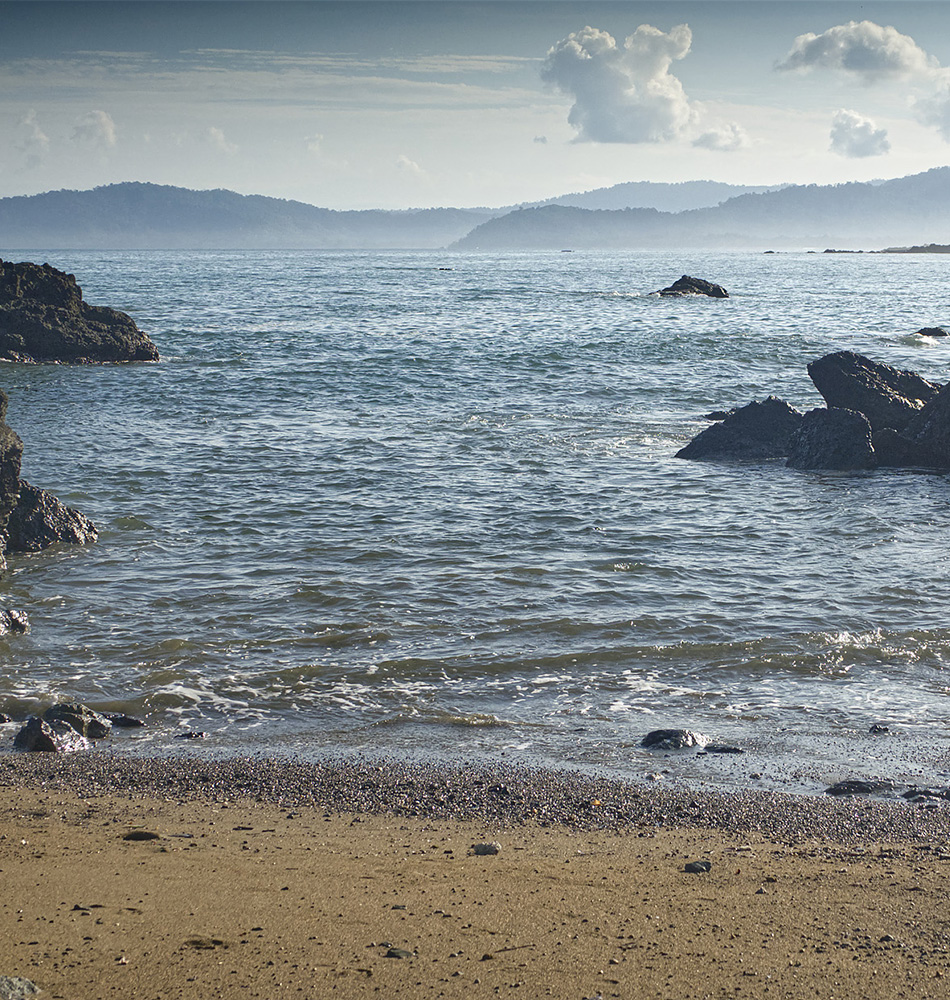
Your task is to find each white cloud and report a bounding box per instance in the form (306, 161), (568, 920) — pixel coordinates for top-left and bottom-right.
(207, 125), (237, 154)
(915, 83), (950, 141)
(541, 24), (697, 143)
(777, 20), (936, 82)
(16, 109), (49, 167)
(829, 109), (890, 157)
(71, 110), (117, 149)
(395, 154), (426, 177)
(692, 121), (749, 152)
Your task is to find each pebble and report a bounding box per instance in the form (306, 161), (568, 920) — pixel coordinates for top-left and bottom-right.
(472, 842), (501, 856)
(684, 860), (712, 874)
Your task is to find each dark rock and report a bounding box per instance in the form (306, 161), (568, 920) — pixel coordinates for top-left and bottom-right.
(824, 779), (897, 796)
(684, 860), (712, 873)
(175, 730), (208, 739)
(702, 409), (735, 421)
(871, 427), (930, 467)
(915, 326), (948, 337)
(122, 830), (161, 841)
(0, 392), (23, 573)
(44, 703), (112, 739)
(702, 744), (745, 754)
(655, 275), (729, 298)
(6, 480), (97, 553)
(0, 609), (29, 634)
(641, 729), (708, 750)
(106, 713), (146, 728)
(786, 407), (876, 470)
(0, 258), (159, 363)
(807, 352), (940, 432)
(13, 715), (91, 752)
(901, 786), (950, 801)
(385, 948), (414, 959)
(901, 383), (950, 468)
(676, 396), (804, 462)
(869, 723), (890, 734)
(0, 713), (11, 723)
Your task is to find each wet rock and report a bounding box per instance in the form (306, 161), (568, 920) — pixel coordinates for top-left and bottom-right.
(824, 779), (897, 796)
(675, 397), (804, 462)
(702, 744), (745, 754)
(641, 729), (708, 750)
(13, 715), (91, 752)
(0, 258), (159, 363)
(684, 860), (712, 873)
(871, 427), (930, 468)
(901, 382), (950, 468)
(44, 703), (112, 739)
(6, 480), (97, 553)
(915, 326), (948, 337)
(106, 713), (146, 728)
(869, 723), (890, 734)
(0, 976), (41, 1000)
(0, 713), (11, 723)
(175, 731), (207, 739)
(0, 610), (28, 635)
(0, 392), (23, 574)
(786, 407), (876, 470)
(655, 275), (729, 298)
(807, 352), (940, 432)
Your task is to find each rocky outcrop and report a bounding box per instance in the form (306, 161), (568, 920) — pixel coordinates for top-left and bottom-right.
(44, 702), (112, 739)
(806, 351), (940, 432)
(7, 481), (98, 552)
(0, 258), (159, 363)
(0, 392), (23, 572)
(915, 326), (948, 337)
(786, 408), (875, 471)
(654, 275), (729, 298)
(641, 729), (708, 750)
(675, 397), (803, 461)
(13, 715), (91, 752)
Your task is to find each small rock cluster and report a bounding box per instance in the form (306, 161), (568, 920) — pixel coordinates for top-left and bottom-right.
(10, 702), (144, 752)
(677, 350), (950, 470)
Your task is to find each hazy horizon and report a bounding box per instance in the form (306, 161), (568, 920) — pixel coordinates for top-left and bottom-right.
(4, 2), (950, 210)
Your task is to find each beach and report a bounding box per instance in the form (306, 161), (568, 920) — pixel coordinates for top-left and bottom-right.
(1, 755), (949, 999)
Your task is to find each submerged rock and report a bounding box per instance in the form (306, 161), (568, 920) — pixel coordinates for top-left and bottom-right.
(0, 258), (159, 363)
(915, 326), (948, 337)
(676, 396), (803, 462)
(786, 407), (876, 470)
(655, 275), (729, 298)
(6, 480), (98, 552)
(807, 351), (940, 432)
(824, 779), (897, 796)
(13, 715), (91, 752)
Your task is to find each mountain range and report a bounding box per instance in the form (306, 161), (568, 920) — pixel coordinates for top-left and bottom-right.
(0, 172), (946, 250)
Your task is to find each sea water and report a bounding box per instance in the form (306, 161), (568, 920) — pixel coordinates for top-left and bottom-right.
(2, 247), (950, 796)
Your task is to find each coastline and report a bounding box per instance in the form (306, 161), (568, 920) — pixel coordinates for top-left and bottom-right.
(2, 754), (950, 999)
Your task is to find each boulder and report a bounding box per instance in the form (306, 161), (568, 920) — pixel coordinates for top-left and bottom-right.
(654, 275), (729, 298)
(786, 407), (876, 470)
(675, 396), (804, 462)
(6, 480), (98, 552)
(807, 351), (940, 432)
(44, 702), (112, 739)
(871, 427), (930, 468)
(915, 326), (948, 337)
(641, 729), (708, 750)
(0, 609), (29, 635)
(901, 383), (950, 468)
(0, 258), (159, 363)
(13, 715), (91, 752)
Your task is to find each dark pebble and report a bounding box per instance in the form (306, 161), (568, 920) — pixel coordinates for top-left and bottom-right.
(385, 948), (413, 959)
(107, 714), (146, 728)
(684, 860), (712, 873)
(175, 731), (208, 740)
(122, 830), (161, 841)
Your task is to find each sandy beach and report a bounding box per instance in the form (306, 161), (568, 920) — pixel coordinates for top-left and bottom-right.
(1, 754), (949, 1000)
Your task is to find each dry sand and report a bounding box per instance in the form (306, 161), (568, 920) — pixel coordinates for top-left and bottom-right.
(1, 756), (949, 999)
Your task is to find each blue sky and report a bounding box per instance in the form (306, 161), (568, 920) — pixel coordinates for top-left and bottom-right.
(5, 1), (950, 208)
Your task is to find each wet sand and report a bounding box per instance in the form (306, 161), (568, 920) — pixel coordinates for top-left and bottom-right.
(1, 754), (949, 999)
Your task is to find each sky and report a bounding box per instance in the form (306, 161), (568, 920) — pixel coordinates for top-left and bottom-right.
(5, 1), (950, 209)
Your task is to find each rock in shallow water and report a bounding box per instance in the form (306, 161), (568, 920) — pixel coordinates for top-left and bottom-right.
(44, 703), (112, 739)
(675, 397), (803, 462)
(13, 715), (91, 752)
(641, 729), (708, 750)
(7, 480), (98, 552)
(786, 407), (876, 470)
(655, 275), (729, 298)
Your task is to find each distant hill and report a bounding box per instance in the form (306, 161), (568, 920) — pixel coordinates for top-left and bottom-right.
(519, 180), (783, 212)
(0, 183), (495, 250)
(453, 168), (950, 250)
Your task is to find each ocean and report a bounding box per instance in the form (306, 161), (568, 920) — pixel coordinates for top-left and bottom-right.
(2, 247), (950, 797)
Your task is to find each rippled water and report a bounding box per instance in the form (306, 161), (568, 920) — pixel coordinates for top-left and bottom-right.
(2, 248), (950, 794)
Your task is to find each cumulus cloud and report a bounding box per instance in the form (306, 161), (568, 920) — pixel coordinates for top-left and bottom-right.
(541, 23), (698, 143)
(207, 126), (237, 154)
(395, 154), (426, 177)
(17, 109), (50, 167)
(777, 20), (936, 82)
(71, 110), (117, 149)
(692, 121), (750, 152)
(829, 109), (890, 157)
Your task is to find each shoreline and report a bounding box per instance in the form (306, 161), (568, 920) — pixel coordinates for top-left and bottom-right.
(2, 754), (950, 999)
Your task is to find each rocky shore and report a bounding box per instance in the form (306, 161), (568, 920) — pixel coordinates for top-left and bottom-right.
(3, 752), (950, 845)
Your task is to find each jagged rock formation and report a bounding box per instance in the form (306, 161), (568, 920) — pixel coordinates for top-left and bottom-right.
(675, 397), (803, 461)
(0, 258), (159, 363)
(785, 408), (875, 471)
(7, 481), (98, 552)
